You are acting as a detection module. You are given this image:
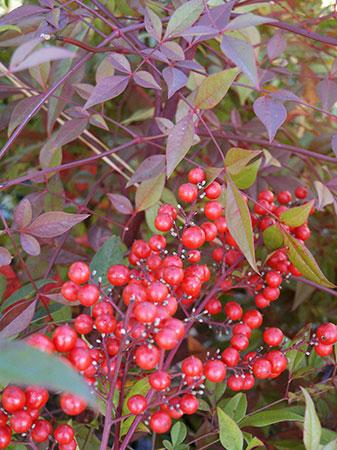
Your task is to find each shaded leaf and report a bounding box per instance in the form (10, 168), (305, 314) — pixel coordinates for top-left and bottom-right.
(195, 68), (238, 109)
(164, 0), (204, 38)
(166, 114), (194, 177)
(135, 173), (166, 211)
(0, 247), (12, 266)
(253, 96), (287, 142)
(107, 194), (133, 215)
(90, 236), (126, 285)
(314, 181), (334, 209)
(2, 279), (55, 311)
(171, 422), (187, 446)
(225, 148), (261, 174)
(13, 198), (32, 228)
(240, 406), (304, 427)
(107, 53), (131, 74)
(0, 340), (95, 406)
(24, 212), (89, 238)
(316, 79), (337, 111)
(84, 76), (129, 109)
(225, 13), (275, 31)
(301, 387), (321, 450)
(267, 32), (287, 60)
(225, 175), (258, 272)
(163, 67), (188, 99)
(263, 224), (284, 250)
(20, 233), (40, 256)
(8, 95), (44, 137)
(127, 155), (165, 187)
(221, 393), (247, 422)
(134, 71), (160, 90)
(280, 201), (314, 228)
(221, 35), (258, 87)
(217, 407), (244, 450)
(0, 301), (36, 339)
(11, 46), (75, 72)
(144, 7), (162, 41)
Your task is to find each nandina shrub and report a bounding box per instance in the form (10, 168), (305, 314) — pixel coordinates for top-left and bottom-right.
(1, 0), (337, 449)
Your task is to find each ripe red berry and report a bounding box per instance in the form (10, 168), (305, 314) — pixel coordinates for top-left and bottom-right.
(150, 411), (172, 434)
(127, 395), (147, 415)
(258, 190), (274, 203)
(68, 262), (90, 285)
(74, 314), (93, 335)
(61, 281), (79, 302)
(155, 214), (173, 232)
(149, 371), (171, 391)
(164, 318), (185, 340)
(95, 314), (116, 334)
(149, 234), (166, 252)
(263, 287), (280, 302)
(227, 375), (244, 391)
(163, 266), (184, 286)
(134, 302), (157, 324)
(59, 393), (87, 416)
(10, 410), (33, 433)
(187, 250), (201, 263)
(230, 333), (249, 351)
(54, 424), (75, 445)
(255, 293), (270, 309)
(107, 265), (130, 286)
(31, 419), (52, 443)
(243, 310), (263, 329)
(205, 181), (221, 199)
(180, 394), (199, 414)
(181, 356), (203, 377)
(243, 373), (255, 390)
(132, 240), (151, 259)
(178, 183), (198, 203)
(69, 347), (92, 371)
(204, 360), (227, 382)
(221, 347), (240, 367)
(59, 440), (77, 450)
(232, 323), (251, 338)
(135, 345), (160, 370)
(265, 350), (287, 374)
(224, 302), (242, 321)
(53, 325), (77, 353)
(252, 358), (272, 379)
(294, 224), (311, 241)
(0, 426), (11, 449)
(295, 186), (308, 199)
(78, 284), (100, 307)
(263, 328), (284, 347)
(1, 386), (26, 413)
(0, 413), (7, 428)
(26, 333), (55, 353)
(277, 191), (292, 205)
(265, 271), (282, 288)
(181, 226), (206, 249)
(147, 281), (169, 303)
(315, 343), (333, 357)
(205, 298), (222, 315)
(188, 167), (205, 184)
(25, 385), (49, 409)
(317, 323), (337, 345)
(122, 283), (147, 306)
(155, 328), (178, 350)
(204, 201), (223, 220)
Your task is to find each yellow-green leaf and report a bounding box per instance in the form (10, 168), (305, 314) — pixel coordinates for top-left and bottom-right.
(135, 173), (165, 211)
(225, 148), (261, 175)
(263, 224), (284, 250)
(231, 159), (261, 189)
(301, 387), (322, 450)
(282, 231), (335, 288)
(280, 200), (314, 228)
(217, 407), (244, 450)
(194, 68), (238, 110)
(225, 175), (258, 272)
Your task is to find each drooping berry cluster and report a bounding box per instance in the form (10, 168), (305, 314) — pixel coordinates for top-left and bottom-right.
(1, 169), (335, 448)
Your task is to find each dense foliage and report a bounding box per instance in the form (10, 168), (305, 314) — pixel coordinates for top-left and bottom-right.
(1, 0), (337, 449)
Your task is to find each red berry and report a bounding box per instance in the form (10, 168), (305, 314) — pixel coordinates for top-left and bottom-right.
(255, 294), (270, 309)
(164, 318), (185, 340)
(294, 224), (311, 241)
(31, 419), (52, 443)
(214, 217), (227, 233)
(265, 271), (282, 288)
(317, 323), (337, 345)
(181, 356), (203, 377)
(263, 287), (280, 302)
(68, 262), (90, 285)
(180, 394), (199, 414)
(149, 235), (166, 252)
(0, 426), (11, 449)
(59, 393), (87, 416)
(25, 386), (48, 409)
(315, 343), (333, 357)
(221, 347), (240, 367)
(258, 190), (274, 203)
(277, 191), (292, 205)
(230, 333), (249, 351)
(205, 298), (222, 315)
(263, 328), (284, 347)
(150, 411), (172, 434)
(204, 360), (227, 382)
(26, 333), (55, 353)
(155, 328), (178, 350)
(59, 440), (77, 450)
(74, 314), (93, 335)
(107, 265), (130, 286)
(132, 240), (151, 259)
(227, 375), (244, 391)
(224, 302), (242, 321)
(204, 201), (223, 220)
(155, 214), (173, 232)
(135, 345), (160, 370)
(95, 314), (116, 334)
(243, 310), (263, 329)
(163, 266), (184, 286)
(188, 167), (205, 184)
(134, 302), (157, 324)
(61, 281), (79, 302)
(232, 323), (251, 338)
(243, 373), (255, 390)
(127, 395), (147, 415)
(69, 347), (92, 371)
(149, 371), (171, 391)
(254, 200), (270, 216)
(265, 350), (287, 374)
(187, 250), (201, 263)
(182, 226), (206, 249)
(201, 222), (218, 241)
(252, 358), (272, 379)
(295, 186), (308, 199)
(1, 386), (26, 414)
(122, 283), (147, 306)
(10, 410), (33, 433)
(78, 284), (100, 307)
(0, 413), (6, 428)
(53, 325), (77, 353)
(205, 181), (221, 199)
(54, 424), (74, 445)
(178, 183), (198, 203)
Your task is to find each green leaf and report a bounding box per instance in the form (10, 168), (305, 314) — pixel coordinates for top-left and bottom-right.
(164, 0), (204, 38)
(231, 159), (261, 189)
(171, 422), (187, 446)
(136, 173), (166, 210)
(239, 406), (304, 428)
(243, 432), (264, 450)
(302, 387), (322, 450)
(0, 274), (7, 300)
(321, 440), (337, 450)
(263, 224), (284, 250)
(73, 424), (100, 450)
(123, 377), (150, 415)
(282, 231), (335, 288)
(221, 393), (247, 422)
(225, 148), (261, 174)
(163, 441), (174, 450)
(0, 25), (21, 33)
(198, 398), (211, 411)
(90, 236), (126, 285)
(0, 340), (96, 406)
(217, 407), (244, 450)
(2, 279), (56, 311)
(120, 415), (148, 437)
(225, 175), (258, 272)
(280, 201), (314, 228)
(194, 68), (238, 110)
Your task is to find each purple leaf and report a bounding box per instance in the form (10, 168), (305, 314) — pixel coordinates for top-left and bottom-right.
(175, 60), (205, 73)
(0, 5), (47, 25)
(197, 2), (234, 31)
(11, 46), (75, 73)
(0, 301), (36, 340)
(0, 247), (12, 266)
(107, 53), (131, 74)
(134, 71), (161, 90)
(162, 67), (188, 99)
(270, 89), (301, 103)
(142, 48), (169, 64)
(253, 96), (287, 142)
(20, 234), (41, 256)
(24, 212), (89, 238)
(332, 135), (337, 157)
(107, 194), (133, 215)
(14, 198), (32, 228)
(179, 25), (216, 38)
(316, 78), (337, 111)
(127, 155), (166, 187)
(160, 42), (185, 61)
(144, 7), (162, 41)
(267, 32), (287, 60)
(10, 38), (42, 69)
(84, 75), (129, 109)
(166, 114), (195, 177)
(8, 94), (44, 137)
(225, 13), (275, 31)
(221, 35), (258, 87)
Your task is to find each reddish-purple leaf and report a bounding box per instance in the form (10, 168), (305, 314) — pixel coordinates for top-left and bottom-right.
(270, 89), (301, 103)
(160, 42), (185, 61)
(20, 233), (41, 256)
(10, 38), (42, 70)
(166, 114), (195, 177)
(9, 94), (44, 137)
(0, 301), (36, 340)
(162, 67), (188, 99)
(332, 135), (337, 157)
(197, 2), (234, 31)
(84, 76), (129, 109)
(127, 155), (166, 187)
(133, 71), (161, 90)
(253, 96), (287, 142)
(13, 198), (32, 228)
(0, 247), (12, 266)
(24, 212), (89, 238)
(221, 35), (258, 87)
(41, 118), (88, 153)
(107, 54), (131, 74)
(107, 194), (133, 215)
(11, 46), (75, 73)
(316, 78), (337, 111)
(0, 5), (47, 25)
(225, 13), (275, 31)
(144, 7), (162, 41)
(267, 32), (287, 60)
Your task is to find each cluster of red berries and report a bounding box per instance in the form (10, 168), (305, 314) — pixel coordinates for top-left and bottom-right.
(2, 168), (335, 446)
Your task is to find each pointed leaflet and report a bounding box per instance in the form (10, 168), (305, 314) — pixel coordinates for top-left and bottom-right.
(221, 35), (258, 87)
(267, 32), (287, 60)
(301, 388), (322, 450)
(24, 212), (89, 238)
(133, 71), (161, 90)
(164, 0), (204, 38)
(239, 407), (304, 427)
(13, 198), (32, 228)
(135, 173), (165, 211)
(253, 96), (287, 142)
(316, 79), (337, 111)
(314, 181), (334, 209)
(194, 68), (238, 109)
(11, 47), (75, 73)
(144, 7), (162, 41)
(0, 247), (12, 266)
(282, 231), (335, 288)
(263, 224), (283, 250)
(225, 148), (261, 174)
(8, 94), (44, 136)
(225, 13), (275, 31)
(20, 233), (41, 256)
(0, 301), (36, 339)
(127, 155), (165, 187)
(166, 114), (194, 177)
(225, 175), (258, 272)
(107, 194), (133, 215)
(162, 67), (188, 99)
(217, 407), (244, 450)
(280, 200), (314, 228)
(84, 76), (129, 109)
(231, 159), (261, 189)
